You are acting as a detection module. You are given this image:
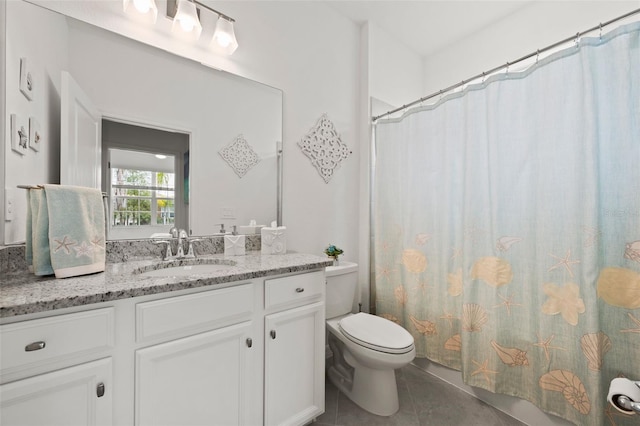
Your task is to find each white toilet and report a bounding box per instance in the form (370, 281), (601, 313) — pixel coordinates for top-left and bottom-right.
(325, 261), (416, 416)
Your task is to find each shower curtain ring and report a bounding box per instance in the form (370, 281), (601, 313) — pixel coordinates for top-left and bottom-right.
(536, 49), (540, 64)
(505, 61), (510, 74)
(599, 23), (603, 40)
(575, 32), (581, 48)
(481, 71), (485, 83)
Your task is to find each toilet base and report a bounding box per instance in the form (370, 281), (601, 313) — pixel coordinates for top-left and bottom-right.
(327, 360), (400, 417)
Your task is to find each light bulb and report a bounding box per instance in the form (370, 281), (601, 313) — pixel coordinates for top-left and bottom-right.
(216, 33), (231, 47)
(179, 17), (196, 32)
(133, 0), (151, 13)
(123, 0), (158, 24)
(171, 0), (202, 39)
(212, 16), (238, 54)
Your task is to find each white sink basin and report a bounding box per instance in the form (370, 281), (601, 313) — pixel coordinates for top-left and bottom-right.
(137, 261), (236, 277)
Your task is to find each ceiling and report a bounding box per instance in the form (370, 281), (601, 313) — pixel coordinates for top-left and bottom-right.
(326, 1), (535, 57)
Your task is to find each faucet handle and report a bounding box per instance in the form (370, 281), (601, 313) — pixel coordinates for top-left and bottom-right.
(169, 227), (178, 238)
(186, 238), (203, 258)
(218, 223), (226, 234)
(179, 229), (189, 239)
(153, 240), (173, 260)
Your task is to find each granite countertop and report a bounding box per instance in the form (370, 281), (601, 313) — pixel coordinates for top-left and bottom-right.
(0, 252), (333, 318)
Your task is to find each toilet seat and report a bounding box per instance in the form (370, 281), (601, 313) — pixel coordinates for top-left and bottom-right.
(339, 313), (414, 354)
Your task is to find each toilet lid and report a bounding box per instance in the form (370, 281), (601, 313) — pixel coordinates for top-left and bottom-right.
(339, 313), (414, 354)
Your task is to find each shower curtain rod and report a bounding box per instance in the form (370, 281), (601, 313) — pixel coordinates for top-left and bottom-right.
(372, 7), (640, 122)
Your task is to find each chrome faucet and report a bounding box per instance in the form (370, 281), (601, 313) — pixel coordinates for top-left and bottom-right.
(154, 227), (200, 261)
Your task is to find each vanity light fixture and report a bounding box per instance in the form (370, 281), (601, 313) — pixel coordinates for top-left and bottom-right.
(123, 0), (158, 23)
(167, 0), (238, 54)
(155, 154), (167, 159)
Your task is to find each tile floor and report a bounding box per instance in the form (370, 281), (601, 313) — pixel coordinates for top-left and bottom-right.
(317, 363), (526, 426)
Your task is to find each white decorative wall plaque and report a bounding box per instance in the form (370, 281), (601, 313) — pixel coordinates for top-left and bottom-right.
(29, 117), (42, 152)
(10, 114), (28, 156)
(19, 58), (34, 101)
(298, 113), (351, 183)
(218, 134), (261, 178)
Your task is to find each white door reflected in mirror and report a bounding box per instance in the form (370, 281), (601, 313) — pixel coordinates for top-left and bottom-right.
(60, 71), (101, 189)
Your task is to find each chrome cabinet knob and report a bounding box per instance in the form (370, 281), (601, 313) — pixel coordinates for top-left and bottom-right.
(97, 383), (105, 398)
(25, 341), (46, 352)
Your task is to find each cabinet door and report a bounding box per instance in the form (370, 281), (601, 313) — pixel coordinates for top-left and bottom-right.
(135, 321), (256, 426)
(265, 302), (325, 426)
(0, 357), (112, 426)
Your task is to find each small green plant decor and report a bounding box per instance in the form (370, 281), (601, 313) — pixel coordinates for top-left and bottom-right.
(324, 244), (344, 265)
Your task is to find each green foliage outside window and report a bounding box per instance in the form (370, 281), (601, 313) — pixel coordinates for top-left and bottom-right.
(111, 168), (175, 227)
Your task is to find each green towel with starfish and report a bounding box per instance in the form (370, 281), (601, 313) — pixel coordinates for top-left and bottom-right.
(26, 185), (105, 278)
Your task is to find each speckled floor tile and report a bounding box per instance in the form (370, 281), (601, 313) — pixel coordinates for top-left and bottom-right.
(319, 363), (525, 426)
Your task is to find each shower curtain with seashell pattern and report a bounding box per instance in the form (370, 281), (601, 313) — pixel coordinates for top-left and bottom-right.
(373, 22), (640, 426)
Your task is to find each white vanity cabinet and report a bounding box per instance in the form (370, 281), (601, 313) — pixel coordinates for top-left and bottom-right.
(0, 267), (327, 426)
(0, 358), (113, 426)
(0, 308), (115, 426)
(264, 271), (326, 426)
(134, 283), (258, 426)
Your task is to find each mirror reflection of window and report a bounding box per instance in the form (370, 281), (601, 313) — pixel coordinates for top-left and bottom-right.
(108, 148), (182, 239)
(110, 160), (175, 228)
(102, 120), (189, 240)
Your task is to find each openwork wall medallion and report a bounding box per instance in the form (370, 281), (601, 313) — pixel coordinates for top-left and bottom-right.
(298, 114), (351, 183)
(219, 134), (260, 178)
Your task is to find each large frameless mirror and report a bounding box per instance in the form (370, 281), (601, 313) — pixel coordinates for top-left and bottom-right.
(4, 0), (282, 242)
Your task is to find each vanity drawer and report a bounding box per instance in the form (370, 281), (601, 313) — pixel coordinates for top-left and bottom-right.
(136, 283), (254, 343)
(0, 308), (115, 376)
(265, 271), (325, 311)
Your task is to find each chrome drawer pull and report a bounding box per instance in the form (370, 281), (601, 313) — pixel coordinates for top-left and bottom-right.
(97, 383), (105, 398)
(295, 287), (304, 293)
(270, 330), (276, 339)
(25, 341), (46, 352)
(246, 338), (253, 348)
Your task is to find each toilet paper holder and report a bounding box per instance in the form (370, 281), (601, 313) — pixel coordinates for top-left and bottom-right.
(608, 378), (640, 415)
(615, 394), (640, 414)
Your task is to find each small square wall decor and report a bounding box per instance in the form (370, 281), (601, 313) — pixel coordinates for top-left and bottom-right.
(11, 114), (29, 156)
(29, 117), (42, 152)
(19, 58), (34, 101)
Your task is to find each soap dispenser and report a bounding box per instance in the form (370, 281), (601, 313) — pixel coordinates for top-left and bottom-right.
(224, 226), (245, 256)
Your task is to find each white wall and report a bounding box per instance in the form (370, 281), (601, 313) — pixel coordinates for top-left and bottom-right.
(358, 22), (423, 311)
(214, 1), (362, 263)
(368, 22), (423, 110)
(422, 1), (640, 96)
(3, 1), (67, 244)
(0, 2), (6, 232)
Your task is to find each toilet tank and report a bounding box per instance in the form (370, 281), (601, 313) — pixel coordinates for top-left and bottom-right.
(325, 261), (358, 319)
